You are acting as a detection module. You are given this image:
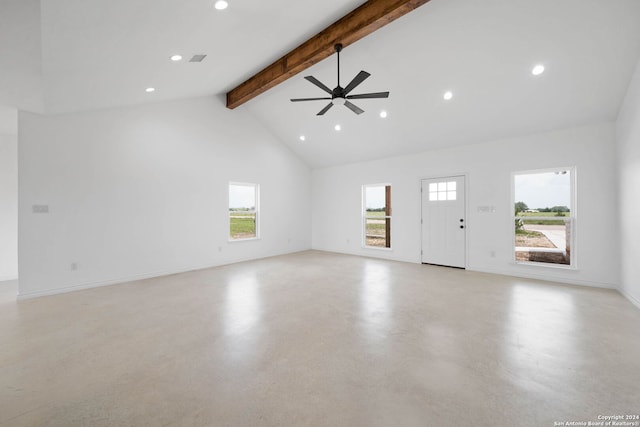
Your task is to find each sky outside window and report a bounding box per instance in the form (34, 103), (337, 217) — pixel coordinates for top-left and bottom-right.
(515, 171), (571, 209)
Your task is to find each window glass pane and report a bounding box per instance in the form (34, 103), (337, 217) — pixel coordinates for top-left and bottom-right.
(230, 184), (257, 240)
(429, 192), (437, 201)
(229, 212), (256, 239)
(514, 170), (571, 212)
(448, 181), (456, 191)
(365, 218), (388, 248)
(438, 191), (447, 201)
(364, 185), (391, 248)
(515, 218), (571, 265)
(429, 183), (438, 192)
(514, 170), (572, 266)
(438, 182), (447, 191)
(365, 186), (385, 212)
(447, 191), (456, 200)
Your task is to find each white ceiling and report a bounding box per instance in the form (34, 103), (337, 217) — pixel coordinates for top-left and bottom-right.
(1, 0), (640, 167)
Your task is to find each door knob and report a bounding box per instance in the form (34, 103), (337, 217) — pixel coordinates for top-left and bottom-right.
(460, 225), (464, 229)
(459, 219), (464, 222)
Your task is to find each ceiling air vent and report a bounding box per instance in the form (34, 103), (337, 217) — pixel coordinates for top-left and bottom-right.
(189, 54), (207, 63)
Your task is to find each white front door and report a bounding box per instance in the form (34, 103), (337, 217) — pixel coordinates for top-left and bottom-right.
(421, 176), (466, 268)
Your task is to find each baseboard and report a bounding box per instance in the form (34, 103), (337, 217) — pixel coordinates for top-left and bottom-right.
(0, 275), (18, 283)
(311, 248), (615, 289)
(311, 246), (418, 264)
(312, 247), (617, 290)
(467, 265), (617, 290)
(17, 267), (207, 300)
(16, 248), (624, 301)
(618, 287), (640, 310)
(17, 246), (310, 300)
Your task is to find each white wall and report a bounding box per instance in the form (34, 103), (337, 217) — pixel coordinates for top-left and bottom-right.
(616, 59), (640, 308)
(18, 96), (311, 297)
(312, 122), (619, 288)
(0, 131), (18, 281)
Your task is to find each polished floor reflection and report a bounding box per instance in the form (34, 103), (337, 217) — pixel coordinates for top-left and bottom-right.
(1, 251), (639, 426)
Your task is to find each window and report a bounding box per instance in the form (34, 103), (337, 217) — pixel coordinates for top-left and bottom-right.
(429, 181), (457, 201)
(229, 183), (259, 240)
(363, 184), (391, 249)
(513, 168), (575, 267)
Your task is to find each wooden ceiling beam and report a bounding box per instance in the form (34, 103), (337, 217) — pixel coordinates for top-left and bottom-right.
(225, 0), (432, 109)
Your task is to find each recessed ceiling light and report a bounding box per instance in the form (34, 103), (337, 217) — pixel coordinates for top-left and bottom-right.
(443, 91), (453, 101)
(145, 87), (155, 93)
(299, 135), (306, 141)
(532, 64), (545, 76)
(379, 110), (388, 118)
(214, 0), (228, 10)
(334, 124), (341, 131)
(170, 55), (182, 62)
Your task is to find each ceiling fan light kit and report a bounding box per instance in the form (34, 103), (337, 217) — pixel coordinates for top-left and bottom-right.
(333, 97), (346, 106)
(290, 43), (389, 116)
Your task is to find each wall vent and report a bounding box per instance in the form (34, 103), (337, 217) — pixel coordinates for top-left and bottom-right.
(189, 54), (207, 63)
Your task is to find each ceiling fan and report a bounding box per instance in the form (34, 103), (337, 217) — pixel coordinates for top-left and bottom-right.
(290, 43), (389, 115)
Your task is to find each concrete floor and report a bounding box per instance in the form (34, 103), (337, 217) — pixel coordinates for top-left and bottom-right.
(1, 251), (639, 426)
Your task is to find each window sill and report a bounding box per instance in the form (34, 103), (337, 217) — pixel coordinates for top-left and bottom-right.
(363, 246), (393, 252)
(514, 260), (577, 271)
(228, 237), (261, 243)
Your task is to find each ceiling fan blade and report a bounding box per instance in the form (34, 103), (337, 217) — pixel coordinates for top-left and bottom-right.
(304, 76), (333, 95)
(317, 102), (334, 116)
(347, 91), (390, 99)
(344, 100), (364, 115)
(291, 97), (332, 102)
(343, 71), (371, 95)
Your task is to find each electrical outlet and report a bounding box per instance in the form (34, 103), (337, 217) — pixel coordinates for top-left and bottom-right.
(32, 205), (49, 214)
(490, 251), (496, 258)
(70, 262), (78, 271)
(218, 246), (222, 252)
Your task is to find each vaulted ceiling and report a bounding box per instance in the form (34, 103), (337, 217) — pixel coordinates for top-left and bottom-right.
(2, 0), (640, 167)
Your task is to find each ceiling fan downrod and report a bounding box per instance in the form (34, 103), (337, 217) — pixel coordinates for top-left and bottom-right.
(335, 43), (343, 88)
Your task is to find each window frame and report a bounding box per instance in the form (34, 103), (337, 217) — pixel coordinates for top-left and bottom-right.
(362, 183), (392, 250)
(511, 167), (577, 269)
(228, 182), (260, 242)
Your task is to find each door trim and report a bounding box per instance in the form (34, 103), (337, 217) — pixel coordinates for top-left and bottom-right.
(419, 173), (469, 269)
